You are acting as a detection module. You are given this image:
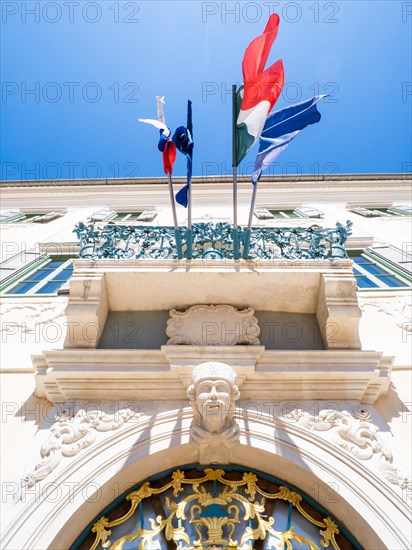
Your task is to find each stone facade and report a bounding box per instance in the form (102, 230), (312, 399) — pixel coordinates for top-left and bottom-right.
(0, 174), (411, 549)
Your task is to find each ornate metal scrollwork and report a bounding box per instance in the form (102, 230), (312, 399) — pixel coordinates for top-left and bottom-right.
(73, 221), (352, 261)
(86, 469), (345, 550)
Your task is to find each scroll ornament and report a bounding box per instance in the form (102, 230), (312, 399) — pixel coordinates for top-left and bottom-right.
(15, 406), (139, 502)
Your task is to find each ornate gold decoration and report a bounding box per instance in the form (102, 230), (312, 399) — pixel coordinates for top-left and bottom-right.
(88, 468), (343, 550)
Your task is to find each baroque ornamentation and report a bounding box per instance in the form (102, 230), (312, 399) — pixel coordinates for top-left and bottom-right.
(73, 220), (352, 261)
(378, 462), (412, 496)
(166, 304), (260, 346)
(88, 468), (342, 550)
(286, 408), (392, 461)
(352, 405), (373, 422)
(187, 362), (240, 462)
(359, 296), (412, 330)
(287, 407), (411, 495)
(0, 303), (66, 332)
(16, 405), (139, 501)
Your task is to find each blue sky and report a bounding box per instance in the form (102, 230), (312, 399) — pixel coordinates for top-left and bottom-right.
(1, 0), (411, 181)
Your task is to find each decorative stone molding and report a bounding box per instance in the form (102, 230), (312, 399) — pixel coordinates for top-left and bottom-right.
(359, 296), (412, 330)
(286, 408), (391, 461)
(166, 304), (260, 345)
(187, 362), (240, 463)
(3, 406), (411, 550)
(63, 271), (108, 348)
(15, 404), (139, 502)
(287, 407), (410, 497)
(0, 303), (66, 333)
(32, 348), (392, 403)
(379, 462), (412, 495)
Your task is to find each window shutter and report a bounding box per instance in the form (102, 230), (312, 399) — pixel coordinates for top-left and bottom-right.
(89, 209), (115, 222)
(0, 251), (45, 283)
(32, 211), (65, 223)
(0, 211), (24, 223)
(387, 205), (412, 216)
(254, 208), (275, 220)
(136, 210), (157, 222)
(349, 207), (381, 217)
(294, 206), (323, 218)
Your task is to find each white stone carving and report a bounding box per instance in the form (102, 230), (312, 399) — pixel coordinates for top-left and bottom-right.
(166, 304), (260, 346)
(287, 407), (412, 495)
(0, 303), (66, 332)
(187, 362), (240, 463)
(359, 296), (412, 330)
(287, 408), (392, 461)
(16, 405), (138, 501)
(379, 463), (412, 498)
(353, 405), (373, 421)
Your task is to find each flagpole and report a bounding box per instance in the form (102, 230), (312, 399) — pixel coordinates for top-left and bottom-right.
(232, 84), (240, 260)
(243, 180), (258, 259)
(186, 184), (192, 259)
(167, 173), (183, 259)
(186, 99), (194, 260)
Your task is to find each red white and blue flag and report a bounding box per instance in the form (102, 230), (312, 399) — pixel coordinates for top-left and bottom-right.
(139, 96), (177, 175)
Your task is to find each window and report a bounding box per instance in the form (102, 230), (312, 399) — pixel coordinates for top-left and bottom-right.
(89, 210), (157, 223)
(254, 206), (323, 220)
(0, 210), (65, 223)
(1, 256), (74, 295)
(73, 467), (361, 550)
(349, 205), (411, 217)
(0, 251), (43, 283)
(349, 250), (411, 289)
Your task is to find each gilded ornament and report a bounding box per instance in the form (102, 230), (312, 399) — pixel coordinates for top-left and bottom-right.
(88, 469), (346, 550)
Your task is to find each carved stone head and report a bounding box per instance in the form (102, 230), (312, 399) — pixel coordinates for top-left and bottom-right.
(187, 362), (240, 432)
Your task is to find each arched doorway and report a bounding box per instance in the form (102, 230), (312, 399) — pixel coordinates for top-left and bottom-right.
(73, 465), (361, 550)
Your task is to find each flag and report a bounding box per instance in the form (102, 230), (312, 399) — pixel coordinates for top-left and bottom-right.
(172, 100), (194, 208)
(234, 14), (284, 166)
(139, 96), (177, 175)
(252, 95), (326, 184)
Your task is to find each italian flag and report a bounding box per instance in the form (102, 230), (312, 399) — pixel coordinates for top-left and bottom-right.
(234, 14), (284, 167)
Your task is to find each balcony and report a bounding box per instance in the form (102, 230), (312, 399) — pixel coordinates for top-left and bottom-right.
(73, 220), (353, 261)
(29, 217), (395, 405)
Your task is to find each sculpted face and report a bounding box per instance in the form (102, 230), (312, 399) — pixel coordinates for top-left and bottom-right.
(196, 378), (232, 423)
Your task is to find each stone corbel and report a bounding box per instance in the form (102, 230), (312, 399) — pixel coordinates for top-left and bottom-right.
(63, 272), (108, 348)
(316, 273), (361, 349)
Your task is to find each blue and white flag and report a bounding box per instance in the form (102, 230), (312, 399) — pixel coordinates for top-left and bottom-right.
(252, 95), (326, 184)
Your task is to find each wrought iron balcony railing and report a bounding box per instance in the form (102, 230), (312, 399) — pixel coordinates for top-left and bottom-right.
(73, 220), (352, 261)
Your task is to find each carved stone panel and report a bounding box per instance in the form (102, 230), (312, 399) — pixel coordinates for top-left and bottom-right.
(166, 304), (260, 346)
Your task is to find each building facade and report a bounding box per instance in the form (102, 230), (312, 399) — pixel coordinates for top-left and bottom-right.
(0, 173), (411, 549)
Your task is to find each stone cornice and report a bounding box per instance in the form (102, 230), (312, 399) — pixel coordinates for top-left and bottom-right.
(0, 173), (409, 189)
(2, 174), (410, 211)
(73, 258), (355, 271)
(32, 347), (392, 404)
